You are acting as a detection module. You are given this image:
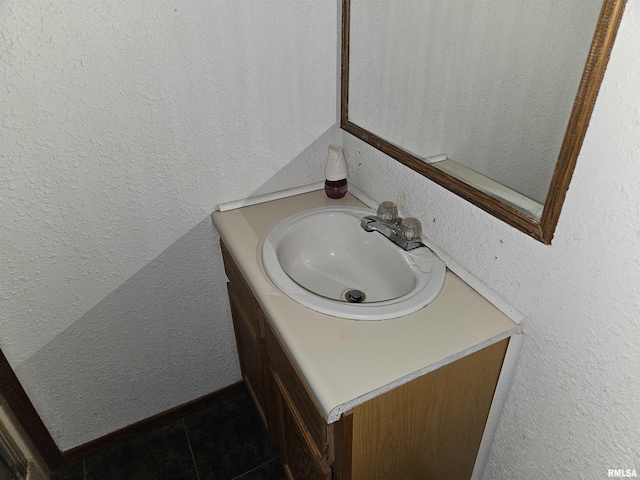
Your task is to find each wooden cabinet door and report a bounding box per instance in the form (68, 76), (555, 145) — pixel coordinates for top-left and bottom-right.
(264, 317), (332, 459)
(228, 282), (268, 427)
(272, 369), (332, 480)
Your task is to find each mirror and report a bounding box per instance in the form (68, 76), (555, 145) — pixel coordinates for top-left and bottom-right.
(341, 0), (626, 244)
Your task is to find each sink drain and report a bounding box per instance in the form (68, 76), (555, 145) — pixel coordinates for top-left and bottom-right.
(344, 289), (366, 303)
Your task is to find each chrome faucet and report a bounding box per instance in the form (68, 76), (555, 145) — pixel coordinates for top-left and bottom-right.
(360, 201), (424, 251)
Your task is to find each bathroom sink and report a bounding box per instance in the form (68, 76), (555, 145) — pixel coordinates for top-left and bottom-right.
(262, 206), (446, 320)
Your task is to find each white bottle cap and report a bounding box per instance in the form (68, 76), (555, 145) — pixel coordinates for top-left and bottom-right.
(324, 145), (348, 181)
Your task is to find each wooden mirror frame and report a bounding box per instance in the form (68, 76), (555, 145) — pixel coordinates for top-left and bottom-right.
(341, 0), (627, 244)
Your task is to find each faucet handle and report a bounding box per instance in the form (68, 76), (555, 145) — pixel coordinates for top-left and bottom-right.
(399, 217), (422, 241)
(377, 201), (398, 222)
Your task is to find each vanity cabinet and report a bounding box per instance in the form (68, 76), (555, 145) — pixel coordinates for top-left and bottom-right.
(221, 240), (509, 480)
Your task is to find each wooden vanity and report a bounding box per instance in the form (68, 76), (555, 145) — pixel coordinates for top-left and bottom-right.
(212, 189), (521, 480)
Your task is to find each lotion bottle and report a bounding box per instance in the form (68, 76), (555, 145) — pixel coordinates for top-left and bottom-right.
(324, 145), (348, 199)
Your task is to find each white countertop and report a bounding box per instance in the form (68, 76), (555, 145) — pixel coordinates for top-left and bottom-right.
(211, 189), (520, 422)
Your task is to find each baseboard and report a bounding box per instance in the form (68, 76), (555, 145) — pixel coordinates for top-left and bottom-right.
(63, 381), (246, 464)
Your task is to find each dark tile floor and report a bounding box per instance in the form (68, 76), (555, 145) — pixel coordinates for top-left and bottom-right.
(51, 393), (287, 480)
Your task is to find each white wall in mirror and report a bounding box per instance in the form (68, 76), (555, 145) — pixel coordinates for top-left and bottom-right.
(348, 0), (603, 203)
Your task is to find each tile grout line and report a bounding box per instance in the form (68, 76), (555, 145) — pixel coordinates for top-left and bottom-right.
(229, 457), (280, 480)
(182, 419), (201, 480)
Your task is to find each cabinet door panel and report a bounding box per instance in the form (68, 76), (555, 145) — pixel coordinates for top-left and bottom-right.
(264, 320), (331, 459)
(273, 370), (332, 480)
(228, 283), (267, 427)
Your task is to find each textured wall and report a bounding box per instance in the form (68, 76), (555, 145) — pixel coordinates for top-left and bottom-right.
(0, 0), (338, 449)
(343, 2), (640, 478)
(348, 0), (602, 203)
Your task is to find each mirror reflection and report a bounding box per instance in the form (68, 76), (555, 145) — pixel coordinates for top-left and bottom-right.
(346, 0), (604, 221)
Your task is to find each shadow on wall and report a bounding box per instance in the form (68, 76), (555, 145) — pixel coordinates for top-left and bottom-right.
(14, 124), (341, 451)
(15, 218), (238, 450)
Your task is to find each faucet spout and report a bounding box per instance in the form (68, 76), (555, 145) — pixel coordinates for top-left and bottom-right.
(360, 214), (424, 251)
(360, 215), (397, 237)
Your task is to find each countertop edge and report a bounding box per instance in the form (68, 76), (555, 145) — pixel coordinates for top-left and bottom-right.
(326, 325), (521, 422)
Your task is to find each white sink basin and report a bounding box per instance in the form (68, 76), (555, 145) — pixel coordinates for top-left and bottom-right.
(262, 206), (446, 320)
